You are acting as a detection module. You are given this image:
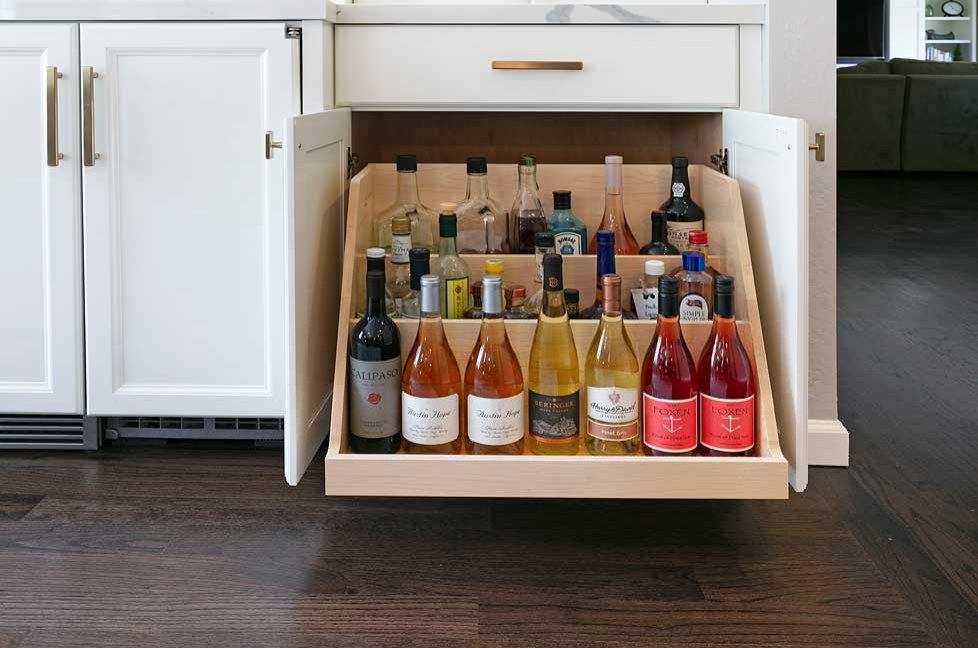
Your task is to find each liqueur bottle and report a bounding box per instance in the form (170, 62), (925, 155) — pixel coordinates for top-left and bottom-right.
(580, 231), (637, 320)
(525, 231), (556, 316)
(465, 275), (526, 455)
(437, 205), (472, 319)
(584, 274), (641, 456)
(631, 259), (665, 320)
(356, 248), (396, 317)
(588, 155), (640, 255)
(549, 190), (587, 256)
(639, 210), (680, 256)
(697, 276), (755, 457)
(400, 248), (430, 320)
(401, 274), (463, 454)
(509, 156), (548, 254)
(528, 254), (580, 455)
(375, 154), (437, 252)
(348, 269), (402, 454)
(456, 157), (508, 254)
(504, 285), (532, 320)
(641, 276), (698, 456)
(660, 157), (705, 251)
(390, 213), (413, 314)
(564, 288), (580, 319)
(676, 251), (713, 322)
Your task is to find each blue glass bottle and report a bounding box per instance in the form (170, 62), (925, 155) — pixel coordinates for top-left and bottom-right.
(548, 190), (588, 256)
(579, 230), (636, 320)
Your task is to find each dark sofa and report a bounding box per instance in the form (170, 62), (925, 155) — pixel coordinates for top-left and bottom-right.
(838, 58), (978, 172)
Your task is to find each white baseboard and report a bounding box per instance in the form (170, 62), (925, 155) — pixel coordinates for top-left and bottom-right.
(808, 419), (850, 467)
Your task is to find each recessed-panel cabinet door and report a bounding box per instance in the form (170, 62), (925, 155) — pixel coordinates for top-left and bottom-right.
(723, 109), (810, 492)
(81, 23), (298, 416)
(0, 24), (83, 414)
(284, 108), (351, 485)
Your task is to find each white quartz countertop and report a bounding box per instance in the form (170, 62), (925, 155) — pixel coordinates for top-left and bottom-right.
(1, 0), (764, 24)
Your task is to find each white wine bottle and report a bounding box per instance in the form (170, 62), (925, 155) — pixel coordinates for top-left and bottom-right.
(528, 253), (580, 455)
(584, 274), (641, 456)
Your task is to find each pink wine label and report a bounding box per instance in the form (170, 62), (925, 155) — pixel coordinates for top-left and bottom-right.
(700, 394), (755, 453)
(643, 394), (697, 453)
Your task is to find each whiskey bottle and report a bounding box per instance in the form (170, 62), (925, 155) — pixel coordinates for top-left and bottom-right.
(456, 157), (508, 254)
(660, 157), (705, 251)
(375, 154), (437, 253)
(509, 156), (548, 254)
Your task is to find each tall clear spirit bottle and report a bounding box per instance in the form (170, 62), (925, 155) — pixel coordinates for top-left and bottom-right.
(375, 154), (437, 253)
(456, 157), (508, 254)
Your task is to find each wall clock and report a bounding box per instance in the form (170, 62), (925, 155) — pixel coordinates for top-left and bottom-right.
(943, 1), (965, 17)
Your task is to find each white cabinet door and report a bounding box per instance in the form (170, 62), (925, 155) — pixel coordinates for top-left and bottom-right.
(81, 23), (299, 416)
(723, 109), (809, 492)
(284, 108), (351, 486)
(0, 24), (84, 414)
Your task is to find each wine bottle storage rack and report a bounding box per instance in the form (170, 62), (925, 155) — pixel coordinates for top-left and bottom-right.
(326, 163), (789, 499)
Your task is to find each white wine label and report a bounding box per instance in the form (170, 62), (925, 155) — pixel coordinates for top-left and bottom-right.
(631, 287), (659, 320)
(587, 387), (639, 442)
(529, 390), (580, 440)
(554, 231), (583, 256)
(672, 182), (686, 198)
(402, 392), (459, 445)
(467, 393), (524, 446)
(666, 219), (704, 251)
(680, 293), (710, 321)
(391, 233), (411, 263)
(349, 357), (401, 439)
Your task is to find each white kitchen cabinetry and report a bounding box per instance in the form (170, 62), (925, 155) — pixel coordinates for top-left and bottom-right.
(82, 23), (299, 417)
(0, 24), (84, 414)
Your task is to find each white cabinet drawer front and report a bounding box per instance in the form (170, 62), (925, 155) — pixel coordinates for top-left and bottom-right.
(336, 25), (739, 109)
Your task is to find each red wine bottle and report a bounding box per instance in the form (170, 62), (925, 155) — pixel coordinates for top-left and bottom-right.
(696, 275), (755, 456)
(641, 276), (698, 456)
(348, 269), (402, 453)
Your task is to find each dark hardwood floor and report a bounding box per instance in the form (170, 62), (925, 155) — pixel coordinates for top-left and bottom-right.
(0, 173), (976, 647)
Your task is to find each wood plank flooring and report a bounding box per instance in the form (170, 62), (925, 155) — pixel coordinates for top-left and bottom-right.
(0, 172), (975, 647)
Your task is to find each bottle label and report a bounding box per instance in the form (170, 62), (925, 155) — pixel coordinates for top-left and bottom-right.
(443, 278), (469, 319)
(631, 286), (659, 320)
(587, 386), (639, 441)
(700, 394), (755, 453)
(554, 231), (583, 256)
(666, 219), (704, 251)
(529, 390), (580, 440)
(643, 394), (697, 453)
(680, 293), (709, 321)
(467, 393), (524, 446)
(391, 233), (411, 264)
(402, 392), (459, 445)
(348, 357), (401, 440)
(672, 182), (686, 198)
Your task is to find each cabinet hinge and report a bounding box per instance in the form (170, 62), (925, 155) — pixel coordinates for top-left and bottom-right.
(285, 26), (302, 39)
(347, 148), (360, 179)
(711, 148), (730, 176)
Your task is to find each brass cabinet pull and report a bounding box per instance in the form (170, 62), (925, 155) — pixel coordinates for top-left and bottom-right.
(46, 66), (64, 167)
(265, 131), (282, 160)
(491, 60), (583, 71)
(82, 66), (99, 167)
(809, 132), (826, 163)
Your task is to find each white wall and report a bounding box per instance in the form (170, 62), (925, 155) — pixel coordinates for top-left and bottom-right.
(891, 0), (921, 58)
(767, 0), (838, 423)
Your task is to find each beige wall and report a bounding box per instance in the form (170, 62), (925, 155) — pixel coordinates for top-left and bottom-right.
(768, 0), (839, 421)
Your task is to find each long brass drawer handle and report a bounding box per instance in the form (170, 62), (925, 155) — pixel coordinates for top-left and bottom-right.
(46, 66), (64, 167)
(82, 66), (99, 167)
(492, 60), (583, 71)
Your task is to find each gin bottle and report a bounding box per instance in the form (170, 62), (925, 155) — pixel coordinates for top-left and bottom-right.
(548, 190), (587, 256)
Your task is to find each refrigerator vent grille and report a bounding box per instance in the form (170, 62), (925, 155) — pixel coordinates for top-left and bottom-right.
(0, 415), (89, 448)
(108, 416), (283, 440)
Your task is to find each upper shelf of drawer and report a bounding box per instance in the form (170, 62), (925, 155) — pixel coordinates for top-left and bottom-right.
(336, 24), (740, 110)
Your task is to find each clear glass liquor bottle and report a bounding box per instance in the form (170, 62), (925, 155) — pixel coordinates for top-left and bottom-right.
(631, 259), (665, 320)
(375, 154), (437, 253)
(549, 190), (588, 256)
(436, 204), (472, 319)
(401, 275), (463, 455)
(456, 157), (508, 254)
(400, 248), (430, 320)
(504, 285), (532, 320)
(525, 231), (555, 316)
(509, 156), (548, 254)
(390, 213), (413, 314)
(465, 275), (525, 455)
(584, 274), (641, 456)
(676, 251), (713, 322)
(588, 155), (640, 255)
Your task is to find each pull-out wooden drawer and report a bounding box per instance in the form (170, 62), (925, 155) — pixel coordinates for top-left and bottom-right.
(335, 25), (740, 109)
(324, 162), (787, 499)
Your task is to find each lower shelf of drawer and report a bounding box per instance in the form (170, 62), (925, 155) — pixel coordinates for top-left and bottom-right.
(323, 452), (788, 499)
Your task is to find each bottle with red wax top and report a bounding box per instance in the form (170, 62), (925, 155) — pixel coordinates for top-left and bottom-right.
(696, 275), (755, 456)
(641, 276), (698, 456)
